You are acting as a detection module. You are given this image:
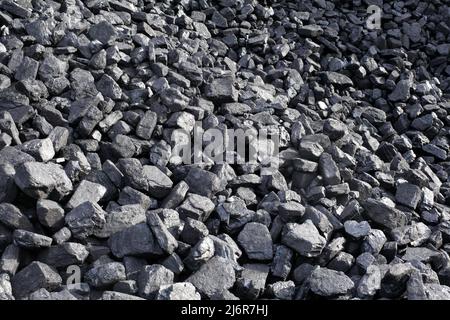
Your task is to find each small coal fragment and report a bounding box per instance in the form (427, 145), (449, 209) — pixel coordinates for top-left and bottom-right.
(187, 256), (235, 298)
(65, 202), (106, 240)
(281, 220), (326, 257)
(308, 267), (354, 297)
(237, 222), (273, 261)
(156, 283), (201, 300)
(138, 265), (174, 299)
(11, 262), (62, 299)
(13, 230), (52, 249)
(84, 262), (126, 288)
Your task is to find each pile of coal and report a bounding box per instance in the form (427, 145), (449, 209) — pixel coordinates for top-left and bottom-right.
(0, 0), (450, 300)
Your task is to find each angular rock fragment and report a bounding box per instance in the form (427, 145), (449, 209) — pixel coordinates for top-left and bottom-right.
(0, 111), (21, 145)
(52, 228), (71, 245)
(357, 265), (381, 298)
(187, 256), (235, 298)
(235, 264), (270, 300)
(0, 274), (13, 300)
(38, 243), (89, 268)
(178, 193), (215, 221)
(344, 220), (371, 239)
(88, 21), (118, 45)
(15, 57), (39, 81)
(237, 222), (273, 260)
(298, 25), (323, 37)
(138, 265), (174, 299)
(184, 236), (215, 271)
(109, 223), (162, 258)
(146, 211), (178, 254)
(180, 218), (209, 246)
(267, 281), (296, 300)
(388, 79), (412, 102)
(362, 230), (387, 255)
(0, 147), (35, 168)
(142, 165), (173, 198)
(136, 111), (157, 140)
(66, 180), (106, 209)
(205, 77), (238, 103)
(13, 230), (52, 249)
(297, 140), (323, 161)
(65, 201), (106, 240)
(185, 168), (222, 198)
(362, 199), (407, 230)
(320, 71), (353, 87)
(156, 282), (201, 300)
(12, 262), (62, 299)
(0, 163), (17, 203)
(96, 74), (122, 100)
(323, 119), (347, 141)
(101, 291), (145, 300)
(319, 153), (341, 185)
(278, 202), (305, 222)
(0, 203), (33, 231)
(14, 162), (72, 199)
(395, 183), (422, 209)
(84, 263), (124, 289)
(308, 267), (354, 297)
(28, 288), (78, 300)
(117, 186), (155, 210)
(48, 127), (69, 153)
(0, 244), (20, 276)
(103, 160), (124, 188)
(271, 245), (293, 280)
(20, 138), (55, 162)
(94, 204), (146, 238)
(281, 220), (326, 257)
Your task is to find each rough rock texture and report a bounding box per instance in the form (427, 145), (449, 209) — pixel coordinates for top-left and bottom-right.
(0, 0), (450, 301)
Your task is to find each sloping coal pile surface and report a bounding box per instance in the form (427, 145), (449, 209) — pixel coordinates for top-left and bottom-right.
(0, 0), (450, 300)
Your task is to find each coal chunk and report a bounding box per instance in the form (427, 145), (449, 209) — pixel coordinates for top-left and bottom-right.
(20, 138), (55, 162)
(187, 256), (235, 298)
(237, 222), (273, 260)
(38, 243), (89, 268)
(0, 203), (33, 231)
(85, 262), (126, 288)
(205, 77), (238, 103)
(142, 165), (173, 198)
(308, 267), (354, 297)
(235, 263), (269, 299)
(185, 168), (222, 198)
(96, 74), (122, 100)
(138, 264), (174, 299)
(95, 204), (146, 238)
(362, 199), (407, 230)
(281, 220), (326, 257)
(178, 193), (215, 221)
(14, 162), (73, 199)
(156, 282), (201, 300)
(13, 230), (52, 249)
(320, 71), (353, 87)
(12, 262), (62, 299)
(66, 180), (107, 210)
(136, 111), (157, 140)
(146, 211), (178, 254)
(109, 223), (162, 258)
(395, 183), (422, 209)
(65, 202), (106, 240)
(88, 21), (118, 45)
